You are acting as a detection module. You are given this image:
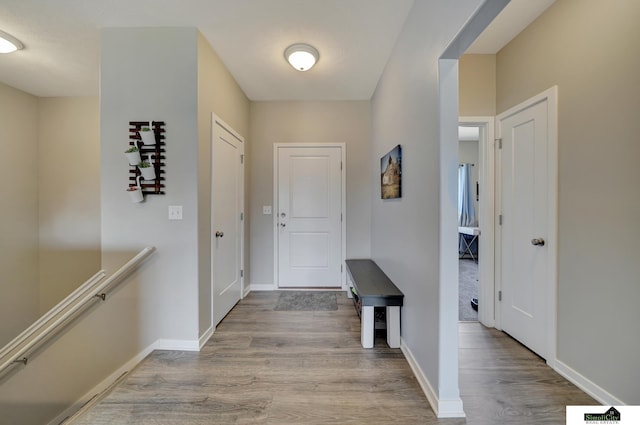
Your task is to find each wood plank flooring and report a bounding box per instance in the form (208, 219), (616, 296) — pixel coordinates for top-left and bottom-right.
(74, 292), (595, 424)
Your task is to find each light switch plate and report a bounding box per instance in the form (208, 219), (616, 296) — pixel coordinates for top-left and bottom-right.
(263, 206), (272, 215)
(168, 205), (183, 220)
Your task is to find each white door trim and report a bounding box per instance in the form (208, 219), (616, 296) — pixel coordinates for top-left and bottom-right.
(458, 117), (495, 327)
(273, 143), (346, 290)
(211, 113), (244, 325)
(495, 86), (558, 367)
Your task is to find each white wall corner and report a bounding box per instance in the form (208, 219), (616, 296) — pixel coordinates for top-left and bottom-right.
(437, 57), (465, 419)
(555, 360), (625, 406)
(401, 339), (465, 418)
(199, 326), (215, 349)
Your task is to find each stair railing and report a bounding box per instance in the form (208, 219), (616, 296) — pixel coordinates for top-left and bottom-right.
(0, 246), (156, 377)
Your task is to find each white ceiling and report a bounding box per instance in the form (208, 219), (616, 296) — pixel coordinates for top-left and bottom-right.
(0, 0), (555, 100)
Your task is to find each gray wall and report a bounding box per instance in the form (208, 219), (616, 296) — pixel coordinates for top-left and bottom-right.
(496, 0), (640, 404)
(101, 27), (200, 344)
(370, 0), (483, 409)
(248, 101), (371, 287)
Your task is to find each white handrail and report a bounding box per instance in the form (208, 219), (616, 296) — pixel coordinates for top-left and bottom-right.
(0, 247), (156, 376)
(0, 271), (106, 361)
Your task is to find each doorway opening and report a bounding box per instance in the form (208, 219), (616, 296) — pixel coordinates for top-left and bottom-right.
(458, 117), (495, 327)
(458, 125), (480, 321)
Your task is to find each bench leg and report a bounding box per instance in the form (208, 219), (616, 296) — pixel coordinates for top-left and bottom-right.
(386, 306), (400, 348)
(361, 306), (374, 348)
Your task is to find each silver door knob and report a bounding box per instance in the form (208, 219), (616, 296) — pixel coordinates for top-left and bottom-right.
(531, 238), (545, 246)
(215, 231), (224, 238)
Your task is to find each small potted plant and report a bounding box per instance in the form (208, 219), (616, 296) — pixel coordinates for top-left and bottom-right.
(126, 176), (144, 203)
(139, 125), (156, 146)
(139, 158), (156, 180)
(124, 145), (141, 165)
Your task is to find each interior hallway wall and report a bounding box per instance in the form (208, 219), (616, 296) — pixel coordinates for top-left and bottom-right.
(370, 0), (484, 413)
(248, 101), (371, 288)
(101, 26), (200, 345)
(459, 54), (496, 117)
(37, 96), (101, 313)
(496, 0), (640, 404)
(0, 82), (39, 347)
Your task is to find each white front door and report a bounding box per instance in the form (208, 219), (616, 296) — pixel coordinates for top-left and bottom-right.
(497, 89), (556, 360)
(212, 116), (244, 325)
(276, 145), (343, 288)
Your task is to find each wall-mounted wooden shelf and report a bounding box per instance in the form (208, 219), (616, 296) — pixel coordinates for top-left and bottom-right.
(128, 121), (166, 195)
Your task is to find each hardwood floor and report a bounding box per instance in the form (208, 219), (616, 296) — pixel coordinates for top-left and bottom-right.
(74, 292), (594, 424)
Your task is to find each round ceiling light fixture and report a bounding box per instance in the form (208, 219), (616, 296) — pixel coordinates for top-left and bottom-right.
(284, 43), (319, 72)
(0, 29), (24, 54)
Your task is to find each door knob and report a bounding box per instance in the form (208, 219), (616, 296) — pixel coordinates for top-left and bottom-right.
(215, 231), (224, 238)
(531, 238), (545, 246)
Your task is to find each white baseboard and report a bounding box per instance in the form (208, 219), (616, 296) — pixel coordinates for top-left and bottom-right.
(199, 326), (215, 349)
(436, 398), (467, 418)
(155, 338), (200, 352)
(555, 360), (624, 405)
(51, 341), (157, 425)
(243, 286), (251, 297)
(250, 283), (275, 291)
(400, 339), (465, 418)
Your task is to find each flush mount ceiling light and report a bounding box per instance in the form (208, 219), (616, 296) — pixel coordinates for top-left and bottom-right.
(0, 29), (24, 54)
(284, 43), (319, 72)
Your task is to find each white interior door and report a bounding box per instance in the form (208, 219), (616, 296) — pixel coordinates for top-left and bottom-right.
(276, 145), (343, 288)
(498, 94), (554, 359)
(212, 116), (243, 325)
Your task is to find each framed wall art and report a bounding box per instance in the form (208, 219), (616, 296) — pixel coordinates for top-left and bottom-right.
(381, 144), (402, 199)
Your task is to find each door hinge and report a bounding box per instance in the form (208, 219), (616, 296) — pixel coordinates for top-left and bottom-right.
(496, 138), (502, 149)
(340, 161), (343, 170)
(341, 213), (343, 222)
(240, 212), (244, 221)
(499, 214), (503, 225)
(498, 290), (502, 301)
(240, 269), (244, 278)
(240, 154), (244, 164)
(341, 264), (343, 272)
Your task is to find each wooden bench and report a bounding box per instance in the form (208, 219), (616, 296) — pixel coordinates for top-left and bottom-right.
(345, 259), (404, 348)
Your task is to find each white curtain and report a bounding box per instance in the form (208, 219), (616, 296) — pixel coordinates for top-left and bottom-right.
(458, 163), (476, 227)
